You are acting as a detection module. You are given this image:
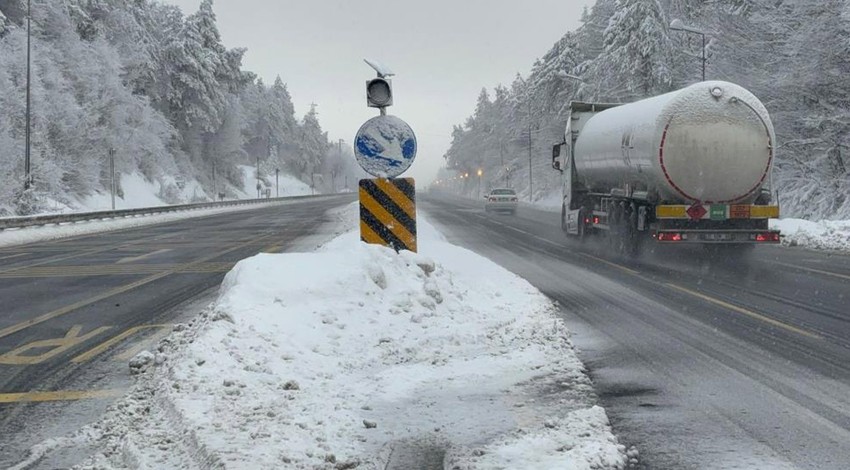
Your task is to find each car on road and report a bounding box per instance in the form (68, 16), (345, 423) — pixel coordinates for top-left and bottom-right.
(484, 188), (518, 215)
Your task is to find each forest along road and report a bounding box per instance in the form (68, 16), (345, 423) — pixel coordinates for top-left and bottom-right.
(423, 192), (850, 470)
(0, 194), (355, 468)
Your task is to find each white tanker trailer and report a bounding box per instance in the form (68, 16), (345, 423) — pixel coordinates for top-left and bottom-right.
(551, 81), (780, 255)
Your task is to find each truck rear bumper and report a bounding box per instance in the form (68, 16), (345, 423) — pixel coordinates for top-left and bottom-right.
(652, 229), (780, 244)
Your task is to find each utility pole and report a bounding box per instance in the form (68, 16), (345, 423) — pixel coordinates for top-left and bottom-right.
(212, 160), (217, 201)
(24, 0), (32, 190)
(109, 148), (116, 210)
(526, 96), (534, 202)
(256, 153), (261, 199)
(275, 168), (279, 197)
(335, 138), (344, 193)
(500, 140), (506, 187)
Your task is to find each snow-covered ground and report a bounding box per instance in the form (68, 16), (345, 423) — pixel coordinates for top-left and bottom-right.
(527, 190), (563, 212)
(74, 172), (186, 211)
(232, 165), (314, 200)
(30, 168), (314, 215)
(770, 218), (850, 252)
(21, 204), (631, 470)
(0, 168), (320, 249)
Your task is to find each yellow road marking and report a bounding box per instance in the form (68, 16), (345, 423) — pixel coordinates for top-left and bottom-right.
(0, 253), (30, 261)
(0, 241), (154, 276)
(563, 252), (819, 340)
(0, 235), (269, 340)
(0, 273), (171, 341)
(261, 245), (282, 253)
(770, 261), (850, 282)
(116, 248), (172, 264)
(0, 389), (125, 403)
(0, 262), (235, 278)
(114, 327), (174, 362)
(579, 253), (641, 275)
(72, 324), (172, 363)
(666, 283), (822, 340)
(0, 325), (113, 365)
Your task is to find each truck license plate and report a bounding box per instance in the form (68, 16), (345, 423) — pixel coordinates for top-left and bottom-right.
(704, 233), (732, 241)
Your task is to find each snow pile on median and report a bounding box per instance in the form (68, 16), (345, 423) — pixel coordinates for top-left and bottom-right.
(771, 218), (850, 252)
(71, 209), (628, 469)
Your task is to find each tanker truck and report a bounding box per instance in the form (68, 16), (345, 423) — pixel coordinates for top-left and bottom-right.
(551, 81), (780, 256)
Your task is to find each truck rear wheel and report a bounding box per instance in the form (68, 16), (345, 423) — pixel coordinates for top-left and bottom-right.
(609, 202), (640, 257)
(561, 204), (568, 233)
(576, 209), (587, 242)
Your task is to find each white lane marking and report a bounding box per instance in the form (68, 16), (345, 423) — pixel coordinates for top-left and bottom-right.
(473, 213), (577, 249)
(769, 261), (850, 282)
(0, 253), (30, 261)
(578, 253), (641, 275)
(116, 248), (172, 264)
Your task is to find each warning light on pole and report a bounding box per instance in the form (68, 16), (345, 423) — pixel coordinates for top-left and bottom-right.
(366, 78), (393, 108)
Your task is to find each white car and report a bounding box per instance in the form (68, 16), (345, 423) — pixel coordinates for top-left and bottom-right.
(484, 188), (518, 214)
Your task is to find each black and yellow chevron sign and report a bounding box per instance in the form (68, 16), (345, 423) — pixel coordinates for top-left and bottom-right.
(359, 178), (417, 253)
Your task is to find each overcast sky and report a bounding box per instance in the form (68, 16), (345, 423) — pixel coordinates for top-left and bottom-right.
(163, 0), (593, 183)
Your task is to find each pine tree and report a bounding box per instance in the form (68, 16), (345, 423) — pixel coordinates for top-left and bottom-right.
(600, 0), (673, 98)
(294, 104), (329, 184)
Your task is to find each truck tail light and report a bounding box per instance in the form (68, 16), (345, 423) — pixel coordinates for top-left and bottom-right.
(658, 232), (683, 242)
(755, 232), (780, 242)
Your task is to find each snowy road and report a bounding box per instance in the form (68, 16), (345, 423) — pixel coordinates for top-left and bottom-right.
(0, 194), (355, 468)
(3, 190), (848, 469)
(423, 193), (850, 470)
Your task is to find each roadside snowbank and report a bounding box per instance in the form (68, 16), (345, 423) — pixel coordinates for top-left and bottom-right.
(75, 172), (179, 211)
(63, 206), (629, 469)
(771, 218), (850, 252)
(235, 164), (313, 199)
(26, 168), (313, 215)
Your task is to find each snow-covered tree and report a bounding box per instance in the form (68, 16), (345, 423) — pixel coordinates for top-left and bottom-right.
(444, 0), (850, 218)
(0, 0), (336, 214)
(292, 104), (329, 183)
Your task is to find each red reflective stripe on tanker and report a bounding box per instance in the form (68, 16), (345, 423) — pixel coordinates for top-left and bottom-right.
(658, 119), (774, 205)
(726, 123), (774, 205)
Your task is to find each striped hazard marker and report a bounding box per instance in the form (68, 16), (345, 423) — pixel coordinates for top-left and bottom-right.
(359, 178), (417, 253)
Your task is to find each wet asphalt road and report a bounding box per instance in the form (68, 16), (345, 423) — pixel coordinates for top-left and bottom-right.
(423, 192), (850, 470)
(2, 190), (849, 469)
(0, 194), (354, 468)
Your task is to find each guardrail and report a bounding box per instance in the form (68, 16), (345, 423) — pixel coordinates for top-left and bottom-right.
(0, 194), (331, 231)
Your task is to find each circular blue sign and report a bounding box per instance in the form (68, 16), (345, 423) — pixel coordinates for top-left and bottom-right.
(354, 115), (417, 178)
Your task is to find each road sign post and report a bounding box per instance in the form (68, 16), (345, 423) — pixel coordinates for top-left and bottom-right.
(354, 60), (418, 252)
